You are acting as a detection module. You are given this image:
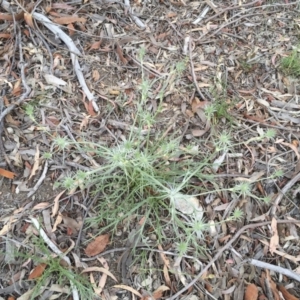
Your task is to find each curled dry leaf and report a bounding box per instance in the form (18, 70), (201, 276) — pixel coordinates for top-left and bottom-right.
(81, 267), (117, 282)
(277, 285), (299, 300)
(28, 263), (47, 279)
(191, 128), (208, 137)
(32, 202), (50, 210)
(52, 190), (66, 217)
(24, 12), (34, 29)
(85, 234), (110, 257)
(29, 144), (40, 180)
(113, 285), (142, 298)
(244, 284), (258, 300)
(152, 285), (170, 299)
(62, 214), (82, 234)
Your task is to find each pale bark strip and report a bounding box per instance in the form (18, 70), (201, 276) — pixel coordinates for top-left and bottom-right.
(250, 259), (300, 282)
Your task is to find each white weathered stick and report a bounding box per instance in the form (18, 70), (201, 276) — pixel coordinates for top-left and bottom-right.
(249, 259), (300, 282)
(32, 13), (99, 112)
(123, 0), (146, 29)
(193, 6), (210, 25)
(27, 160), (48, 198)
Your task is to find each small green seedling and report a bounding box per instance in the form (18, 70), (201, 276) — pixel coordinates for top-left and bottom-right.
(280, 47), (300, 77)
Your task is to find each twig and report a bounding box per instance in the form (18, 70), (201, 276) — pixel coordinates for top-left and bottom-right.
(193, 6), (210, 25)
(75, 193), (99, 250)
(188, 38), (206, 100)
(166, 219), (300, 300)
(249, 259), (300, 282)
(27, 160), (49, 198)
(270, 172), (300, 216)
(33, 21), (54, 73)
(32, 13), (99, 112)
(30, 217), (79, 300)
(124, 0), (146, 29)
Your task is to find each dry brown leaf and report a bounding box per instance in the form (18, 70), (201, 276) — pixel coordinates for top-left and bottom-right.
(244, 284), (258, 300)
(12, 79), (21, 96)
(191, 128), (208, 137)
(89, 272), (102, 295)
(265, 270), (281, 300)
(166, 12), (177, 18)
(276, 141), (300, 160)
(32, 202), (50, 210)
(92, 69), (100, 81)
(52, 213), (63, 232)
(52, 190), (65, 217)
(97, 257), (109, 292)
(53, 16), (87, 24)
(0, 33), (11, 38)
(270, 217), (279, 255)
(115, 43), (128, 64)
(113, 285), (142, 298)
(5, 114), (21, 126)
(62, 215), (81, 233)
(85, 234), (110, 257)
(86, 100), (97, 116)
(28, 263), (47, 279)
(80, 115), (90, 131)
(29, 145), (40, 180)
(277, 284), (299, 300)
(90, 40), (102, 50)
(191, 97), (209, 113)
(152, 285), (169, 299)
(24, 12), (34, 29)
(81, 267), (117, 282)
(0, 168), (15, 179)
(67, 23), (75, 36)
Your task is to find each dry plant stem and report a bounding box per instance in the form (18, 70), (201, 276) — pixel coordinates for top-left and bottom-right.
(32, 13), (99, 112)
(27, 160), (49, 198)
(75, 193), (99, 250)
(188, 39), (205, 100)
(249, 259), (300, 282)
(30, 217), (79, 300)
(33, 21), (54, 73)
(166, 219), (300, 300)
(270, 172), (300, 216)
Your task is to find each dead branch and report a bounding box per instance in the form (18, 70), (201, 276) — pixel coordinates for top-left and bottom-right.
(32, 13), (99, 112)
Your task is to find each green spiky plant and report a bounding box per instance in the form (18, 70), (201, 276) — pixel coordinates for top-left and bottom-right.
(280, 46), (300, 78)
(2, 235), (94, 300)
(52, 51), (282, 253)
(22, 48), (283, 289)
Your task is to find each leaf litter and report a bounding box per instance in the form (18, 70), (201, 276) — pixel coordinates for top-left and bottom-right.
(0, 0), (300, 299)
